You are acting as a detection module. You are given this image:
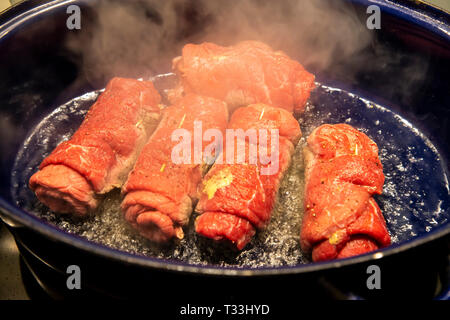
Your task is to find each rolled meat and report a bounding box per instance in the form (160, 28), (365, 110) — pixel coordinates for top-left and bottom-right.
(171, 41), (315, 114)
(195, 104), (301, 250)
(121, 94), (229, 242)
(300, 124), (391, 262)
(29, 77), (162, 216)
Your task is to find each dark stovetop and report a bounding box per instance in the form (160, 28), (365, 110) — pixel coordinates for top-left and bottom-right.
(0, 222), (28, 299)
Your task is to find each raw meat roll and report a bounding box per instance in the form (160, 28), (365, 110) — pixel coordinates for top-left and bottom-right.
(121, 94), (229, 242)
(195, 104), (301, 249)
(29, 77), (162, 216)
(300, 124), (391, 261)
(171, 41), (315, 114)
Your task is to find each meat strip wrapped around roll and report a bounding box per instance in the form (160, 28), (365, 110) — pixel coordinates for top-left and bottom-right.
(171, 41), (315, 114)
(29, 77), (162, 216)
(195, 104), (301, 249)
(300, 124), (391, 261)
(122, 94), (229, 242)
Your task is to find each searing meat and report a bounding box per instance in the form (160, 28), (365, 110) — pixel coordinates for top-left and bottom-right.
(121, 94), (228, 242)
(300, 124), (391, 261)
(171, 41), (315, 114)
(195, 104), (301, 249)
(29, 78), (162, 216)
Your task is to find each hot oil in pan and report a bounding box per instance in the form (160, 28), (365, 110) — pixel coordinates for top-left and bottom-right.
(11, 84), (450, 268)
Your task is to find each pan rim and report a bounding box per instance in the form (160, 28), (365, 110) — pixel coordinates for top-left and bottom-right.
(0, 0), (449, 40)
(0, 0), (449, 276)
(1, 197), (449, 276)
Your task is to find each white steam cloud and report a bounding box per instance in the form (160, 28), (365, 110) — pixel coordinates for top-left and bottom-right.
(66, 0), (375, 85)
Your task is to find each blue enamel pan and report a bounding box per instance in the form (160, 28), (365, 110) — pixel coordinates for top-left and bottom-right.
(0, 0), (449, 300)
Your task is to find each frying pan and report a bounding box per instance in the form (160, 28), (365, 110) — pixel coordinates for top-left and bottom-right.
(0, 0), (449, 301)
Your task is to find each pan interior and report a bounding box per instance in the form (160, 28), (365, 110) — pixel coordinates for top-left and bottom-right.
(10, 76), (450, 268)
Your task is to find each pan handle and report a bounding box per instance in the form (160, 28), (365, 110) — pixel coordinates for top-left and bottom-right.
(435, 286), (450, 300)
(0, 208), (24, 228)
(339, 288), (450, 300)
(319, 276), (450, 300)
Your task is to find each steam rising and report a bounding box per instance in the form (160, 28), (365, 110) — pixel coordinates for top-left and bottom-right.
(66, 0), (375, 84)
(198, 0), (373, 70)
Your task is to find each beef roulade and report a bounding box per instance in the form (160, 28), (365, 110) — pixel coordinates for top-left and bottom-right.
(300, 124), (391, 261)
(195, 104), (301, 249)
(171, 41), (315, 114)
(29, 77), (162, 216)
(121, 94), (229, 242)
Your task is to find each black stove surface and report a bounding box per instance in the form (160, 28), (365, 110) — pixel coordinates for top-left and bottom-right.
(0, 222), (28, 300)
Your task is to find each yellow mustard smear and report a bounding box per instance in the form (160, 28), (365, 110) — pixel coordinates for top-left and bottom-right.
(329, 230), (346, 245)
(178, 114), (186, 129)
(203, 167), (234, 200)
(212, 55), (227, 62)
